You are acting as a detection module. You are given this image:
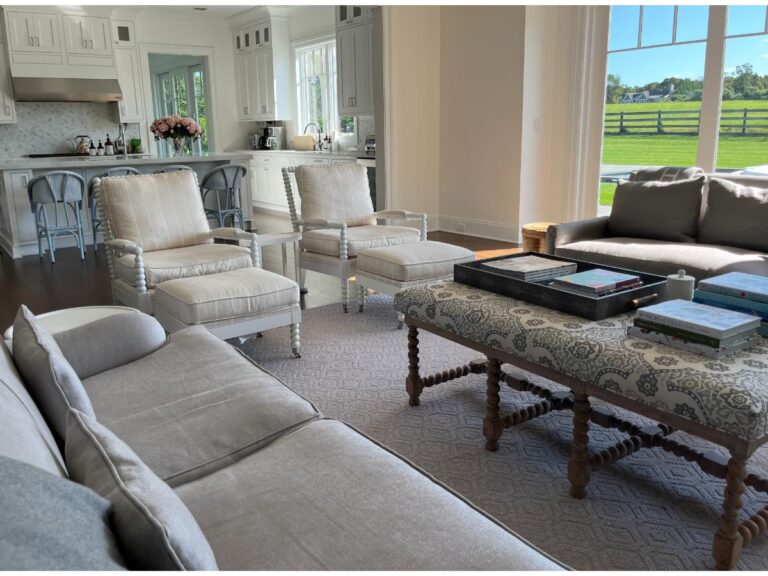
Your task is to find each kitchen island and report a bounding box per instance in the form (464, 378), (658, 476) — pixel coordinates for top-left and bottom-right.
(0, 153), (252, 258)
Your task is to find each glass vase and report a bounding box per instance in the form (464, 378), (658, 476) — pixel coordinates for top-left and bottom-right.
(169, 137), (188, 157)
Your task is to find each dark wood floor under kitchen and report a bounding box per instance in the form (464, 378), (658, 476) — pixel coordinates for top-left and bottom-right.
(0, 230), (519, 329)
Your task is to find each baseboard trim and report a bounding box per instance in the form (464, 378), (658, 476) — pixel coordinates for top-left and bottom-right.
(436, 215), (521, 244)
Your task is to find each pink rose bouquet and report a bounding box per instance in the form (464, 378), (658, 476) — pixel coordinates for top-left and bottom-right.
(150, 115), (203, 141)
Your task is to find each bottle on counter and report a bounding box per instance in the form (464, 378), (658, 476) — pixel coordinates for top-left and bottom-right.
(104, 134), (114, 156)
(97, 140), (105, 156)
(89, 140), (96, 156)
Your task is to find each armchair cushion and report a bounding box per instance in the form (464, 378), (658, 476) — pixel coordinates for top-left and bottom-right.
(114, 244), (252, 289)
(98, 171), (212, 252)
(302, 225), (421, 258)
(698, 177), (768, 253)
(295, 164), (376, 227)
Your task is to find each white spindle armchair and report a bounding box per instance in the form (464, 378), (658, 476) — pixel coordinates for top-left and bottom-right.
(283, 163), (427, 312)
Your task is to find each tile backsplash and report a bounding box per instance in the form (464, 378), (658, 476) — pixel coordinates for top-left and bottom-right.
(0, 102), (139, 157)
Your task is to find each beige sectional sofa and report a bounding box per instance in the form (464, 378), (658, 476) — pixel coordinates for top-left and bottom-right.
(547, 172), (768, 280)
(0, 306), (563, 570)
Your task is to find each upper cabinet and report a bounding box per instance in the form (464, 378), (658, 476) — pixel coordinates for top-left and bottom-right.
(6, 11), (61, 54)
(336, 7), (375, 116)
(0, 24), (16, 124)
(336, 6), (369, 27)
(62, 15), (112, 57)
(111, 20), (135, 48)
(115, 48), (144, 123)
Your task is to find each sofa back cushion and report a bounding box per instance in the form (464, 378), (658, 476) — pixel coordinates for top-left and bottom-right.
(65, 410), (218, 571)
(609, 177), (705, 242)
(295, 163), (376, 227)
(0, 455), (126, 570)
(698, 177), (768, 252)
(629, 166), (705, 182)
(12, 306), (95, 441)
(0, 342), (66, 477)
(97, 171), (212, 252)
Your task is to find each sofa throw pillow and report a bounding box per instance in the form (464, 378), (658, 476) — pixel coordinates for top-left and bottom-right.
(12, 305), (95, 440)
(608, 177), (705, 242)
(0, 454), (126, 570)
(698, 178), (768, 253)
(65, 410), (218, 571)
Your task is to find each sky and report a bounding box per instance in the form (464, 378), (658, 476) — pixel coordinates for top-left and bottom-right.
(608, 5), (768, 87)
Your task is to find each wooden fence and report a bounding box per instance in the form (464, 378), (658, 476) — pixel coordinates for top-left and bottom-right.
(604, 108), (768, 136)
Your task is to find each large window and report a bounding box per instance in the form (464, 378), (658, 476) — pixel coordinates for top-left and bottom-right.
(295, 39), (338, 135)
(599, 6), (768, 208)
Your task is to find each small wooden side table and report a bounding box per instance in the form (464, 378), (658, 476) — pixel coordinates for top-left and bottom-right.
(521, 222), (556, 253)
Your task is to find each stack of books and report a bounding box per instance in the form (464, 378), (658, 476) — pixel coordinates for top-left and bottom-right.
(694, 272), (768, 338)
(629, 299), (761, 359)
(551, 268), (642, 297)
(482, 255), (577, 282)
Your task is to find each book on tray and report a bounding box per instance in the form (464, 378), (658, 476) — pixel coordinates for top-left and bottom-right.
(629, 299), (761, 358)
(551, 268), (641, 296)
(481, 255), (577, 282)
(693, 272), (768, 339)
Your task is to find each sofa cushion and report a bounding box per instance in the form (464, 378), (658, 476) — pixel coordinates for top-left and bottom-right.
(53, 309), (167, 379)
(295, 163), (376, 226)
(98, 171), (212, 252)
(555, 237), (768, 280)
(11, 306), (95, 440)
(0, 455), (126, 570)
(0, 343), (66, 477)
(303, 225), (421, 258)
(698, 177), (768, 253)
(114, 243), (252, 289)
(155, 267), (299, 325)
(629, 166), (705, 182)
(65, 410), (217, 570)
(82, 326), (318, 486)
(175, 419), (563, 571)
(609, 177), (705, 242)
(357, 240), (475, 282)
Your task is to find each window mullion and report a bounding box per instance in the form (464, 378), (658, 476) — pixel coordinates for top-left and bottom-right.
(696, 5), (727, 172)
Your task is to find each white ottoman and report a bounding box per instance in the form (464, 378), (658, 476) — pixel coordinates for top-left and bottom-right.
(154, 267), (302, 357)
(356, 241), (475, 327)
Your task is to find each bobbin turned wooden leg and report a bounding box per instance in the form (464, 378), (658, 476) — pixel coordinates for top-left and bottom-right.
(483, 357), (504, 452)
(406, 324), (423, 406)
(713, 452), (748, 570)
(568, 392), (592, 498)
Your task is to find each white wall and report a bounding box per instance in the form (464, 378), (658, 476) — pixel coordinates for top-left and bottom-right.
(289, 5), (335, 43)
(438, 6), (526, 241)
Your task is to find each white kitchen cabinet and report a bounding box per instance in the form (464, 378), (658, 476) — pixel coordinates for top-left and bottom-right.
(115, 48), (144, 123)
(235, 52), (256, 121)
(111, 20), (135, 48)
(0, 41), (16, 124)
(7, 171), (36, 244)
(337, 23), (371, 115)
(234, 29), (252, 54)
(336, 6), (368, 27)
(252, 49), (275, 118)
(6, 11), (61, 54)
(63, 15), (111, 57)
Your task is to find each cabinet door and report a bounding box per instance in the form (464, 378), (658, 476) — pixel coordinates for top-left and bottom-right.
(85, 17), (111, 56)
(30, 12), (60, 53)
(253, 50), (274, 118)
(235, 52), (253, 121)
(9, 171), (36, 243)
(63, 15), (89, 54)
(112, 20), (135, 47)
(6, 12), (36, 52)
(337, 25), (368, 115)
(7, 11), (59, 53)
(115, 49), (143, 123)
(0, 44), (16, 124)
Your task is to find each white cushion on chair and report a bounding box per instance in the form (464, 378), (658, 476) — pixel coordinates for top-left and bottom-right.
(295, 164), (376, 227)
(302, 225), (421, 257)
(115, 244), (252, 288)
(155, 268), (300, 325)
(357, 241), (475, 282)
(99, 171), (212, 252)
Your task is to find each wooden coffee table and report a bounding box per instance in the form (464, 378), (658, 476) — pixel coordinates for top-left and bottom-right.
(394, 280), (768, 570)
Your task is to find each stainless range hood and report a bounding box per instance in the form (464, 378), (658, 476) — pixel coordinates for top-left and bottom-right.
(11, 77), (123, 103)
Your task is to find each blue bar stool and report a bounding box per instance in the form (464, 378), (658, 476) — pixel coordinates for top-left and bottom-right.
(200, 164), (247, 228)
(27, 171), (87, 263)
(88, 167), (141, 252)
(154, 165), (193, 174)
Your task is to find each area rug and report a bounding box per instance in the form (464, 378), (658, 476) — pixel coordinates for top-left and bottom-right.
(235, 295), (768, 570)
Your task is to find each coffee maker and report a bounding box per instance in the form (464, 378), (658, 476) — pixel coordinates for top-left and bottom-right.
(256, 126), (285, 150)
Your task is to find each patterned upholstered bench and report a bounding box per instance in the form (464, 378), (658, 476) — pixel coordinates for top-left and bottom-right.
(394, 280), (768, 570)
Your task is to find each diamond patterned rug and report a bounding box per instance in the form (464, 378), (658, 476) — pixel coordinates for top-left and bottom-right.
(235, 295), (768, 570)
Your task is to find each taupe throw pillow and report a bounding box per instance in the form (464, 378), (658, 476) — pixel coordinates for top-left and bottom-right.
(65, 410), (218, 571)
(698, 178), (768, 252)
(609, 177), (705, 242)
(12, 305), (95, 439)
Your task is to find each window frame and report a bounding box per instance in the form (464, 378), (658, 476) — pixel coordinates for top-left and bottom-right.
(294, 36), (338, 137)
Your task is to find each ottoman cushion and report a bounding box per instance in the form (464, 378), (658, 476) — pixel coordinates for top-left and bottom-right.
(302, 225), (420, 257)
(357, 241), (475, 283)
(156, 268), (299, 326)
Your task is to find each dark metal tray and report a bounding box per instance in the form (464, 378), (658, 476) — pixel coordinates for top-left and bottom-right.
(453, 252), (668, 320)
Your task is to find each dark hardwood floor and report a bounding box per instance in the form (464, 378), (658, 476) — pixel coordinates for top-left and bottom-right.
(0, 231), (520, 329)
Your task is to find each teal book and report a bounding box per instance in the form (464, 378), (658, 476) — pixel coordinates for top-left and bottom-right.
(693, 289), (768, 322)
(636, 299), (761, 339)
(552, 268), (640, 294)
(698, 272), (768, 305)
(760, 323), (768, 338)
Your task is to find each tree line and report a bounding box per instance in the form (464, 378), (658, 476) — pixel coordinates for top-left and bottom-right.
(606, 63), (768, 103)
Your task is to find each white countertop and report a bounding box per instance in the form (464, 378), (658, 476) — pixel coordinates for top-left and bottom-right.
(0, 152), (252, 171)
(228, 149), (375, 160)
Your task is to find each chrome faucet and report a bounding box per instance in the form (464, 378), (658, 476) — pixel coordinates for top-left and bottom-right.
(303, 122), (323, 150)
